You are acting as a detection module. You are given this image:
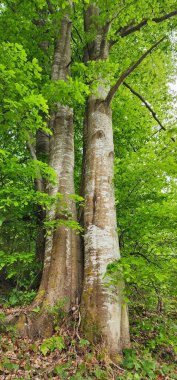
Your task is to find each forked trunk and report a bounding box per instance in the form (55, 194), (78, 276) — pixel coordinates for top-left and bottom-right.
(80, 4), (130, 357)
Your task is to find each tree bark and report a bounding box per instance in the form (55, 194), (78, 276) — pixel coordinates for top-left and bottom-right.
(81, 95), (130, 356)
(80, 5), (130, 357)
(17, 10), (82, 338)
(35, 130), (49, 265)
(27, 132), (48, 266)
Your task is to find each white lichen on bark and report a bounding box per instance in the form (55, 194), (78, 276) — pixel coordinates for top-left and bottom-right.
(82, 86), (130, 354)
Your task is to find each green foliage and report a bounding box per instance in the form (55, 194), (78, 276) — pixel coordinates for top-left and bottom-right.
(53, 361), (76, 379)
(40, 335), (65, 356)
(45, 218), (83, 235)
(44, 193), (84, 234)
(0, 2), (177, 379)
(79, 338), (90, 348)
(47, 297), (69, 330)
(0, 313), (16, 335)
(0, 250), (38, 293)
(0, 360), (19, 372)
(0, 329), (176, 379)
(43, 77), (90, 107)
(119, 348), (177, 380)
(7, 289), (36, 306)
(0, 42), (48, 139)
(94, 365), (107, 379)
(130, 313), (177, 355)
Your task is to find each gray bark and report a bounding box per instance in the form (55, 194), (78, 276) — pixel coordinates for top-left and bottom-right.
(80, 5), (130, 357)
(17, 10), (82, 338)
(37, 14), (82, 309)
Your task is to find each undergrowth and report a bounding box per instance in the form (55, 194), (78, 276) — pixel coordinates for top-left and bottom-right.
(0, 301), (176, 379)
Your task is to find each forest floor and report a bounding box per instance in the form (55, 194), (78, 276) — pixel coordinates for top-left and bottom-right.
(0, 306), (177, 380)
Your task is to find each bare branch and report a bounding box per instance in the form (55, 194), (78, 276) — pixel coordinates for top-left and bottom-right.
(120, 9), (177, 37)
(123, 81), (175, 142)
(71, 34), (82, 61)
(73, 25), (83, 44)
(106, 36), (166, 104)
(123, 82), (165, 129)
(131, 251), (160, 266)
(46, 0), (54, 14)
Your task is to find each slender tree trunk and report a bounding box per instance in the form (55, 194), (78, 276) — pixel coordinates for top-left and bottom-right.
(27, 131), (48, 266)
(80, 5), (130, 357)
(35, 130), (49, 265)
(17, 11), (82, 338)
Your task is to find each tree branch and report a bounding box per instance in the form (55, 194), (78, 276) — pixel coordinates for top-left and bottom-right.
(123, 81), (175, 142)
(106, 36), (166, 104)
(120, 9), (177, 37)
(73, 25), (83, 44)
(46, 0), (54, 14)
(99, 21), (112, 58)
(27, 140), (38, 161)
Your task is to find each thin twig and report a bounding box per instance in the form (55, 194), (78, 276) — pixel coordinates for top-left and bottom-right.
(123, 81), (175, 142)
(73, 25), (83, 43)
(106, 36), (166, 103)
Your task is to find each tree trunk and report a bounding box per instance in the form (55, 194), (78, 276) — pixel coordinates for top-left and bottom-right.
(35, 129), (49, 266)
(81, 96), (130, 356)
(80, 5), (130, 357)
(17, 11), (82, 338)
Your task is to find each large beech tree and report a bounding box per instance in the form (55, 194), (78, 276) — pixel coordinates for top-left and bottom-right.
(0, 0), (177, 357)
(15, 3), (83, 337)
(79, 2), (177, 354)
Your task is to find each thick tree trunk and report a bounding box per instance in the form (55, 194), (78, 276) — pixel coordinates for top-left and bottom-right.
(80, 4), (130, 357)
(39, 104), (81, 306)
(81, 96), (130, 356)
(17, 12), (82, 338)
